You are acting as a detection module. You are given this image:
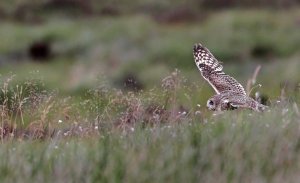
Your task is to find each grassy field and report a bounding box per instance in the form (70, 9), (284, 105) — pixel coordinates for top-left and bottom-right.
(0, 8), (299, 183)
(0, 100), (300, 182)
(0, 70), (299, 182)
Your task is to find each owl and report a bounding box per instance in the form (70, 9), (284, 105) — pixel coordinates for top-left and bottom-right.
(193, 43), (267, 112)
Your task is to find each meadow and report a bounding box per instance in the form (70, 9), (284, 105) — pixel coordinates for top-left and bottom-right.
(0, 6), (299, 183)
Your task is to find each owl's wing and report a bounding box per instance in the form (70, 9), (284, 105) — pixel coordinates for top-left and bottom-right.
(193, 43), (246, 95)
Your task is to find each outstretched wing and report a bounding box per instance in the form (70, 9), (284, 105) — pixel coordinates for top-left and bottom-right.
(193, 43), (246, 95)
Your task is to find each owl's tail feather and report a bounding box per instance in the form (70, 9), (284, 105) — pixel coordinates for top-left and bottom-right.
(255, 103), (268, 112)
(249, 99), (268, 112)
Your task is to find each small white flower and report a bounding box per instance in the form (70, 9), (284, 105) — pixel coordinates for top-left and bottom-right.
(95, 126), (98, 130)
(197, 104), (201, 107)
(130, 127), (135, 132)
(58, 120), (63, 123)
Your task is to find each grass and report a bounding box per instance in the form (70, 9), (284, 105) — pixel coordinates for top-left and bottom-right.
(0, 9), (300, 94)
(0, 104), (300, 182)
(0, 8), (299, 183)
(0, 69), (298, 182)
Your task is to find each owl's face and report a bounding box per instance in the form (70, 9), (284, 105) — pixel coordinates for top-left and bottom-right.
(207, 98), (217, 111)
(207, 95), (235, 111)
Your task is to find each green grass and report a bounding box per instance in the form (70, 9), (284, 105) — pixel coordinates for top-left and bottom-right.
(0, 9), (300, 96)
(0, 106), (300, 183)
(0, 8), (299, 183)
(0, 68), (298, 182)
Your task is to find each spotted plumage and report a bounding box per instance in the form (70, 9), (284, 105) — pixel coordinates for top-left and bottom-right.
(193, 43), (267, 112)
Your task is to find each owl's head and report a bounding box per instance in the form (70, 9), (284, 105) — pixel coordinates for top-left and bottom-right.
(207, 97), (235, 111)
(207, 98), (216, 111)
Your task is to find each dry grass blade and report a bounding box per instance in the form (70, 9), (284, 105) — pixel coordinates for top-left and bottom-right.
(246, 65), (262, 96)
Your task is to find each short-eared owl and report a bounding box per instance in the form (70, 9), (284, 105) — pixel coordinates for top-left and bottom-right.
(193, 43), (267, 112)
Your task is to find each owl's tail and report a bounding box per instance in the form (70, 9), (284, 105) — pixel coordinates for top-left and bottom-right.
(248, 98), (268, 112)
(256, 102), (269, 112)
(254, 102), (268, 112)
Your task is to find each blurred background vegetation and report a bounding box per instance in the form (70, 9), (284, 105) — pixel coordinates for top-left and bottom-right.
(0, 1), (300, 182)
(0, 0), (299, 103)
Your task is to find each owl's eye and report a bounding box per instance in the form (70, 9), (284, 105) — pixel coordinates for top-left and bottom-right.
(208, 100), (214, 105)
